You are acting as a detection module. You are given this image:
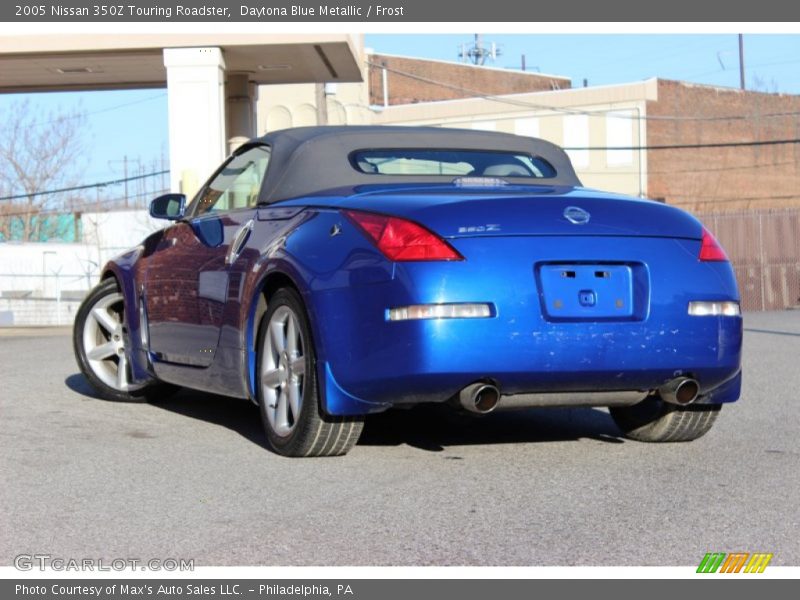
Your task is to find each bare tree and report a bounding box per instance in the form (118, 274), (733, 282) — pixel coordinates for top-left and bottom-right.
(0, 99), (87, 242)
(0, 180), (13, 242)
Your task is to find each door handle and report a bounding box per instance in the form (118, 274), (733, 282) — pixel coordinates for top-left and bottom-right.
(226, 219), (254, 265)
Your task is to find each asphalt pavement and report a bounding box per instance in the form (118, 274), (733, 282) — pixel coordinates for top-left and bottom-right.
(1, 311), (799, 566)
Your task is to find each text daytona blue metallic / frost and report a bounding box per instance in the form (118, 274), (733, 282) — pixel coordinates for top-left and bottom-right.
(240, 5), (405, 17)
(13, 554), (194, 571)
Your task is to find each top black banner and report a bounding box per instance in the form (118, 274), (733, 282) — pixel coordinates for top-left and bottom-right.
(3, 0), (800, 21)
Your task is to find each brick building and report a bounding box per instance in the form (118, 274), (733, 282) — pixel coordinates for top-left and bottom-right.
(646, 79), (800, 213)
(366, 53), (570, 106)
(259, 53), (800, 214)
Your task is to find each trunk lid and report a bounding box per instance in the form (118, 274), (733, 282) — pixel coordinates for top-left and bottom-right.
(323, 184), (702, 240)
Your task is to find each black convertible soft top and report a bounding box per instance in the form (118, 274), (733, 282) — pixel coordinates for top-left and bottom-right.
(243, 126), (582, 204)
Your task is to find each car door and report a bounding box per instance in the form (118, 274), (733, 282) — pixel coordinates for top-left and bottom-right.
(143, 145), (271, 366)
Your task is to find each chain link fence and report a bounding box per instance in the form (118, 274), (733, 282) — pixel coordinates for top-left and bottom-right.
(699, 208), (800, 311)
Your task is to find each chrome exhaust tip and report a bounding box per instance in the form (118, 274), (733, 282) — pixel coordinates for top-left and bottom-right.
(659, 377), (700, 406)
(459, 383), (501, 414)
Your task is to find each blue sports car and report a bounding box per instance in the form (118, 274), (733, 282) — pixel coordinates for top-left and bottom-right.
(73, 126), (742, 456)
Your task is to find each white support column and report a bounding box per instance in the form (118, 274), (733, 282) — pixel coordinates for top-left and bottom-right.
(225, 73), (258, 154)
(163, 47), (226, 197)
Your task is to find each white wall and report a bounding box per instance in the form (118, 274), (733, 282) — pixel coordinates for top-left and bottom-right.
(80, 209), (164, 254)
(0, 210), (161, 295)
(0, 298), (81, 327)
(0, 209), (163, 325)
(0, 242), (99, 297)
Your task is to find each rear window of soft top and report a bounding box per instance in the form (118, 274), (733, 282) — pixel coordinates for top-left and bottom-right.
(350, 149), (557, 179)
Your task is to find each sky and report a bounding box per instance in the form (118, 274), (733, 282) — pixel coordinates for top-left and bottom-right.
(1, 33), (799, 197)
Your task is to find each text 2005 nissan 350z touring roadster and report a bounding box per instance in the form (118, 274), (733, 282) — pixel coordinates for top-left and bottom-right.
(73, 126), (742, 456)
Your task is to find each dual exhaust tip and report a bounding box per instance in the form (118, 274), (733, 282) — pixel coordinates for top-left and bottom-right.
(658, 376), (700, 406)
(458, 382), (501, 414)
(457, 376), (700, 414)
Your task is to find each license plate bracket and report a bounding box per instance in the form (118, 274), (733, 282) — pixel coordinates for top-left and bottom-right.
(537, 263), (640, 321)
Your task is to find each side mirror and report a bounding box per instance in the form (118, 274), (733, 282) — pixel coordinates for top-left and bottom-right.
(149, 193), (186, 220)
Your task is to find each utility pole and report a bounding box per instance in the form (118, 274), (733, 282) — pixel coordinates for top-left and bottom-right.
(161, 147), (168, 194)
(109, 156), (139, 208)
(739, 34), (746, 90)
(123, 155), (128, 209)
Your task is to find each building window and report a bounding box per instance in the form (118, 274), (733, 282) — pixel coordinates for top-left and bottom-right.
(606, 111), (634, 167)
(515, 117), (540, 138)
(471, 121), (496, 132)
(563, 114), (589, 169)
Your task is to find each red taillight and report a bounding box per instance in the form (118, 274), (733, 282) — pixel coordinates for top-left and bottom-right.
(699, 228), (728, 262)
(343, 210), (463, 262)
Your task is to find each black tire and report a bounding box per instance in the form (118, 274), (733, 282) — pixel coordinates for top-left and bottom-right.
(256, 288), (364, 457)
(609, 395), (722, 442)
(73, 278), (177, 403)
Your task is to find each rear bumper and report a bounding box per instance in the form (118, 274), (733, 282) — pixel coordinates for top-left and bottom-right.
(306, 235), (743, 415)
(317, 313), (742, 414)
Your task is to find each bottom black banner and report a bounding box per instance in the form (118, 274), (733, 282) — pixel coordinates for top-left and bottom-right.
(2, 579), (793, 600)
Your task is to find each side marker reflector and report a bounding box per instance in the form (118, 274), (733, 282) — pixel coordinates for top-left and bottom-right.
(688, 301), (741, 316)
(388, 303), (493, 321)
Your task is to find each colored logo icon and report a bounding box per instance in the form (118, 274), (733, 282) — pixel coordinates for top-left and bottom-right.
(697, 552), (773, 573)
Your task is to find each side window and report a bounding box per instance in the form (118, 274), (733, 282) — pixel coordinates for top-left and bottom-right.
(192, 146), (271, 217)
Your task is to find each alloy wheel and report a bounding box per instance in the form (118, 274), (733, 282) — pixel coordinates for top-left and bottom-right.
(260, 305), (306, 437)
(81, 291), (143, 392)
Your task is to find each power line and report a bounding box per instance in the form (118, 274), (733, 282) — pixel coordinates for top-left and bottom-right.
(598, 37), (722, 71)
(368, 60), (800, 122)
(2, 137), (798, 201)
(2, 93), (168, 130)
(579, 157), (798, 175)
(0, 170), (169, 202)
(563, 138), (800, 151)
(670, 193), (800, 201)
(682, 57), (800, 82)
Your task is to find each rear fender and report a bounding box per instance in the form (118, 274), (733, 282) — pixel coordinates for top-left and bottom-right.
(243, 210), (391, 415)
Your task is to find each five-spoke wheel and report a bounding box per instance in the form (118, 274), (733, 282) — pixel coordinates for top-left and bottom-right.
(73, 278), (173, 402)
(256, 288), (364, 457)
(261, 305), (307, 437)
(80, 288), (143, 393)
